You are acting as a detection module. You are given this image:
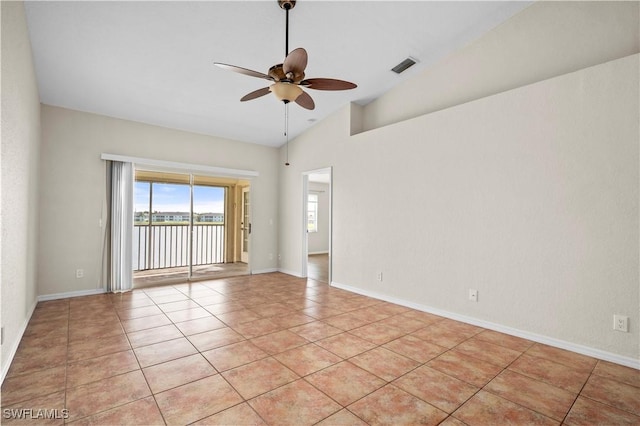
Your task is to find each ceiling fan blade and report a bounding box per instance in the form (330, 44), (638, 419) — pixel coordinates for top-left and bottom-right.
(295, 91), (315, 110)
(214, 63), (273, 81)
(301, 78), (357, 91)
(240, 87), (271, 102)
(283, 48), (308, 78)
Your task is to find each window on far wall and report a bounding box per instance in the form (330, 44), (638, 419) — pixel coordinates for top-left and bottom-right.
(307, 193), (318, 233)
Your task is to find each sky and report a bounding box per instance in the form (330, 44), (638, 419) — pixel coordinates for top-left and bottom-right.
(134, 182), (225, 214)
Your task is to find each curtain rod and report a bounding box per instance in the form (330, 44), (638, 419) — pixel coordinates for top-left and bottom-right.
(101, 153), (259, 178)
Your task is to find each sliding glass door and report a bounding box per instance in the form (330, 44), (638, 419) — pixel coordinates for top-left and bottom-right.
(133, 171), (229, 285)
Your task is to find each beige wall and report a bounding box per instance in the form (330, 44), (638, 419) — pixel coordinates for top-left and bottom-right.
(279, 1), (639, 362)
(1, 1), (42, 378)
(38, 106), (279, 296)
(362, 1), (639, 133)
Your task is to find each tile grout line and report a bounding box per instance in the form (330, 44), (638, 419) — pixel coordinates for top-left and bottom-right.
(172, 284), (271, 426)
(465, 344), (544, 423)
(559, 359), (600, 425)
(64, 296), (158, 424)
(117, 291), (169, 426)
(63, 299), (70, 424)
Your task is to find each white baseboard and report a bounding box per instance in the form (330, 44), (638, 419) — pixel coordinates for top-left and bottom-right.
(37, 288), (106, 302)
(251, 268), (279, 275)
(1, 300), (37, 385)
(278, 268), (304, 278)
(331, 281), (640, 370)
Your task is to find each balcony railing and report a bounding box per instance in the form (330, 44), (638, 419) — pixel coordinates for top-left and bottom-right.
(133, 224), (224, 271)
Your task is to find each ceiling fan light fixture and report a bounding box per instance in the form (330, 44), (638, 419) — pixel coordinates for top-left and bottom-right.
(270, 82), (303, 102)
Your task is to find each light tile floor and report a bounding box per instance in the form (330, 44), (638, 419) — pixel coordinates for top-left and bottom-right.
(2, 273), (639, 425)
(307, 254), (329, 283)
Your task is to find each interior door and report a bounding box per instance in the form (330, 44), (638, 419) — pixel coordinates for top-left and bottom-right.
(240, 186), (250, 263)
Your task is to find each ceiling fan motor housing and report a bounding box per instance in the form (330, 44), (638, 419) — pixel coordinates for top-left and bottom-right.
(268, 64), (286, 81)
(278, 0), (296, 10)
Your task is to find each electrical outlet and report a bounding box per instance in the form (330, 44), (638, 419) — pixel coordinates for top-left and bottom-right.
(469, 289), (478, 302)
(76, 269), (84, 279)
(613, 315), (629, 332)
(376, 272), (383, 282)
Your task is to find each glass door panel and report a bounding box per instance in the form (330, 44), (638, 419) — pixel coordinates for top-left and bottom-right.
(148, 181), (191, 283)
(133, 181), (151, 272)
(192, 185), (226, 279)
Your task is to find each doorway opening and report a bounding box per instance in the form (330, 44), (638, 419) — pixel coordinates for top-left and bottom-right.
(132, 169), (250, 286)
(302, 168), (332, 283)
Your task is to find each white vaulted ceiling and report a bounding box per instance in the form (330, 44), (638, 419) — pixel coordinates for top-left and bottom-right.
(24, 1), (531, 147)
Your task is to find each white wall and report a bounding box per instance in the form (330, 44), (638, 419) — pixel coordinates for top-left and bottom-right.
(348, 55), (638, 359)
(308, 182), (330, 254)
(38, 106), (280, 296)
(1, 1), (41, 379)
(279, 1), (639, 363)
(278, 108), (348, 275)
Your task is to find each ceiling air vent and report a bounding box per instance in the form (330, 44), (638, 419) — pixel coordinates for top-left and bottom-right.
(391, 57), (417, 74)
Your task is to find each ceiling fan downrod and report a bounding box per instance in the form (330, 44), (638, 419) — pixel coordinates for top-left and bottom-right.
(278, 0), (296, 57)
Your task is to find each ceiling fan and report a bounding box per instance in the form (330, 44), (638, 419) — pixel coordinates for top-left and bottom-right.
(213, 0), (357, 110)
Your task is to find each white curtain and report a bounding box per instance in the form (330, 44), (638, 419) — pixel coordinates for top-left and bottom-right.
(109, 161), (134, 292)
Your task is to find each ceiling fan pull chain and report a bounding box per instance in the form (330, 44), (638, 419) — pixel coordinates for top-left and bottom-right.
(284, 102), (288, 138)
(286, 103), (291, 165)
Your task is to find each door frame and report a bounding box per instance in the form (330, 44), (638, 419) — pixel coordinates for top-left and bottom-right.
(240, 185), (251, 264)
(301, 167), (332, 283)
